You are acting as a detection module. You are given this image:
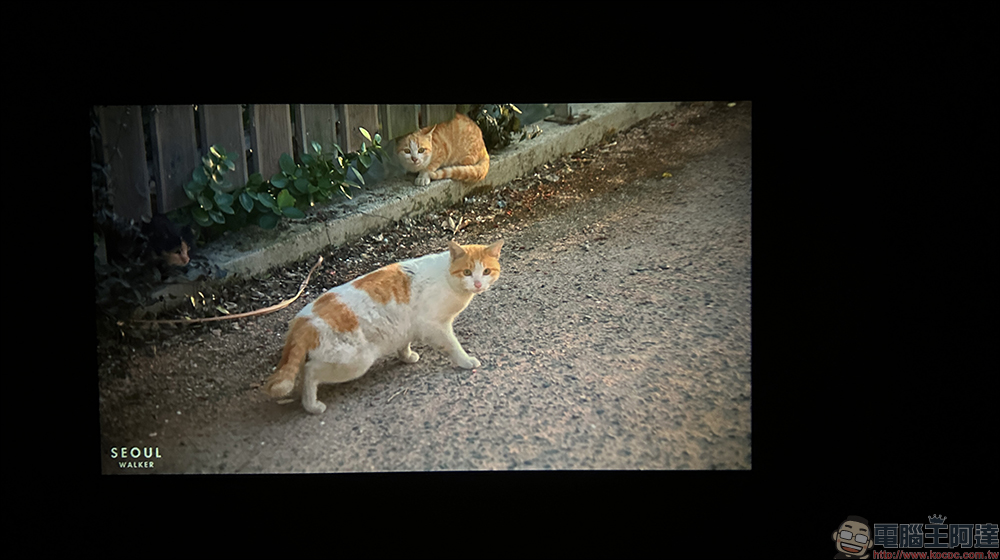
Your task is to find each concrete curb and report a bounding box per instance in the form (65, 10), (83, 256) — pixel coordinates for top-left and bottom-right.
(146, 102), (678, 313)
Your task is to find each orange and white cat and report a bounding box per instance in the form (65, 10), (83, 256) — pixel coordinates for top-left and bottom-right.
(264, 240), (503, 414)
(396, 112), (489, 186)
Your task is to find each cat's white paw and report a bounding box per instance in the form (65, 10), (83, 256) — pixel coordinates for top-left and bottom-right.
(415, 172), (431, 186)
(455, 356), (481, 369)
(400, 350), (420, 363)
(267, 379), (294, 398)
(304, 400), (327, 415)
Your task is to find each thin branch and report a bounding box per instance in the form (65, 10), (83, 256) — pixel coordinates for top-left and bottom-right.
(134, 255), (324, 325)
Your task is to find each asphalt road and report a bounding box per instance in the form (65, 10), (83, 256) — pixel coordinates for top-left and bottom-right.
(100, 103), (752, 473)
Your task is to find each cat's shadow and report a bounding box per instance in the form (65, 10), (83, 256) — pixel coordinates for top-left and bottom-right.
(256, 353), (445, 420)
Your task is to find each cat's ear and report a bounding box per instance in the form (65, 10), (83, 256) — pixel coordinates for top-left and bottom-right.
(448, 240), (465, 260)
(485, 239), (503, 258)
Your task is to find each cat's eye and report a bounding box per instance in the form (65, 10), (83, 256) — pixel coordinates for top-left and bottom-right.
(483, 268), (491, 275)
(463, 269), (472, 276)
(418, 148), (426, 153)
(403, 148), (410, 154)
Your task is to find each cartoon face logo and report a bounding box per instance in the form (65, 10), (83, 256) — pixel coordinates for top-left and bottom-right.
(833, 515), (873, 558)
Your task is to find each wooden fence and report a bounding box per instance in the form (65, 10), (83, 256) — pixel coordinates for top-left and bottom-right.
(96, 104), (459, 223)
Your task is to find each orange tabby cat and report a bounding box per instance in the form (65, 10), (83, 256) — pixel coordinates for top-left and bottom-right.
(396, 112), (489, 186)
(264, 240), (503, 414)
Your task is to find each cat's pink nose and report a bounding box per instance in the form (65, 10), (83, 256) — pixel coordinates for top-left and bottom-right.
(411, 157), (418, 163)
(474, 280), (482, 289)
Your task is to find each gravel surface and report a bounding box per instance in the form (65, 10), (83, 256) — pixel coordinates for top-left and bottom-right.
(98, 100), (752, 473)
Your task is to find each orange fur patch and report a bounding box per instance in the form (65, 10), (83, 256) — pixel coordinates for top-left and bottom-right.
(449, 243), (502, 279)
(352, 263), (411, 304)
(313, 292), (360, 332)
(276, 317), (319, 371)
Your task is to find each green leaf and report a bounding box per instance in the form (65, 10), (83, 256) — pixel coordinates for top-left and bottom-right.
(279, 153), (296, 175)
(214, 192), (234, 207)
(209, 209), (225, 224)
(374, 133), (381, 144)
(293, 178), (309, 193)
(332, 143), (344, 157)
(240, 192), (255, 212)
(216, 165), (228, 177)
(198, 193), (214, 211)
(277, 189), (296, 208)
(202, 154), (213, 168)
(281, 207), (305, 219)
(293, 167), (303, 178)
(270, 174), (288, 189)
(184, 181), (202, 201)
(193, 166), (208, 183)
(210, 145), (225, 158)
(248, 172), (263, 187)
(358, 151), (372, 169)
(339, 184), (353, 199)
(192, 207), (212, 227)
(359, 127), (371, 142)
(311, 140), (322, 154)
(301, 153), (315, 166)
(349, 166), (365, 185)
(225, 159), (236, 171)
(258, 213), (279, 229)
(258, 193), (277, 208)
(217, 203), (235, 215)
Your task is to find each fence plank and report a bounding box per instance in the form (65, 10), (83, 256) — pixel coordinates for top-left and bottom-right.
(342, 104), (379, 153)
(249, 104), (293, 181)
(379, 104), (419, 141)
(97, 105), (150, 222)
(151, 105), (200, 214)
(423, 104), (457, 128)
(296, 104), (338, 156)
(198, 104), (247, 191)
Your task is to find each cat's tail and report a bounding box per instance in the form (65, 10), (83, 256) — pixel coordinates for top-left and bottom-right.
(263, 317), (319, 398)
(432, 153), (490, 184)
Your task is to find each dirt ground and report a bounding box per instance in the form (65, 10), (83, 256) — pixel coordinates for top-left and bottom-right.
(98, 100), (752, 473)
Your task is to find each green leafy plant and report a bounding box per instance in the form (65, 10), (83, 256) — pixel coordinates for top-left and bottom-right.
(464, 104), (525, 153)
(184, 145), (238, 228)
(256, 128), (384, 229)
(175, 128), (384, 235)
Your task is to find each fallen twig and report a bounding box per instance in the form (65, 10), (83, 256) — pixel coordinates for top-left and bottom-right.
(134, 256), (324, 325)
(386, 387), (408, 403)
